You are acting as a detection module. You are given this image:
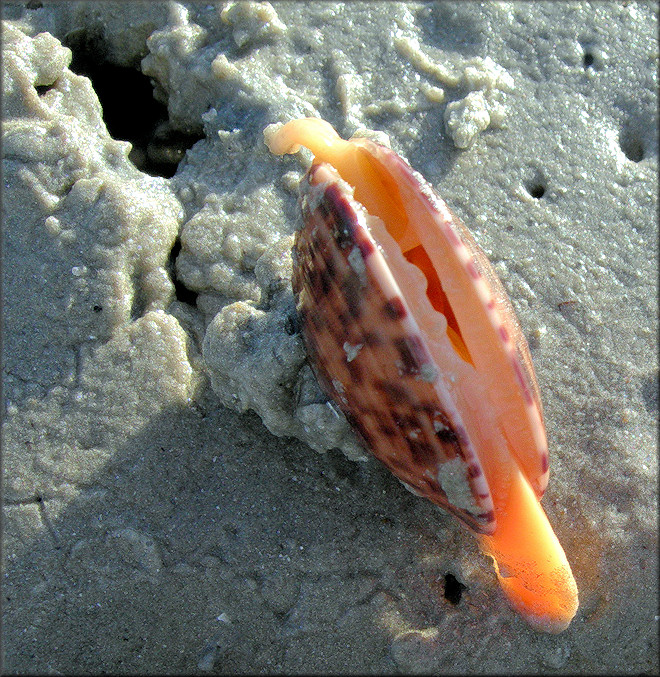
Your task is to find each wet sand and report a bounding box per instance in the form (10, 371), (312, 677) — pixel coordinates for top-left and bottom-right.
(3, 2), (657, 673)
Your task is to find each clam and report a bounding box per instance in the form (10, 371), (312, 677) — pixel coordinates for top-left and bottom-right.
(265, 118), (578, 633)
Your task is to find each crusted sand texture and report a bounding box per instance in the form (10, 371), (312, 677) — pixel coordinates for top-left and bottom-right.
(3, 21), (186, 405)
(2, 2), (658, 675)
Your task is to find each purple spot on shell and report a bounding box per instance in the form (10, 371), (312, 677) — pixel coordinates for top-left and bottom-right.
(391, 412), (418, 430)
(378, 423), (397, 437)
(466, 260), (480, 279)
(377, 380), (409, 404)
(467, 464), (482, 479)
(499, 325), (510, 343)
(407, 438), (437, 466)
(479, 510), (496, 523)
(362, 331), (385, 347)
(435, 427), (458, 444)
(541, 454), (549, 473)
(325, 253), (337, 278)
(393, 336), (423, 375)
(355, 232), (376, 259)
(383, 297), (407, 320)
(513, 360), (534, 405)
(318, 267), (332, 295)
(324, 185), (359, 250)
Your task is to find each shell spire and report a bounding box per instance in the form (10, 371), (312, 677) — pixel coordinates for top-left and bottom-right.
(266, 118), (578, 632)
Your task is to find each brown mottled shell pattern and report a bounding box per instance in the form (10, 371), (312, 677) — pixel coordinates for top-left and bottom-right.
(293, 164), (497, 534)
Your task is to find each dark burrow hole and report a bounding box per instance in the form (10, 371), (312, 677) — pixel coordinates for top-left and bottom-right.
(130, 273), (148, 321)
(64, 34), (203, 177)
(284, 311), (299, 336)
(619, 127), (645, 162)
(579, 40), (603, 71)
(35, 83), (54, 96)
(168, 238), (199, 306)
(443, 573), (467, 605)
(582, 51), (595, 68)
(640, 371), (658, 415)
(525, 181), (546, 199)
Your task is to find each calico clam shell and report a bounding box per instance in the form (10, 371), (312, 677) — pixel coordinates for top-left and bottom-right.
(266, 118), (578, 633)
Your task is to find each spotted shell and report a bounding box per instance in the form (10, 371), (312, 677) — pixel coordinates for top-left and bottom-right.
(295, 162), (501, 533)
(266, 118), (578, 633)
